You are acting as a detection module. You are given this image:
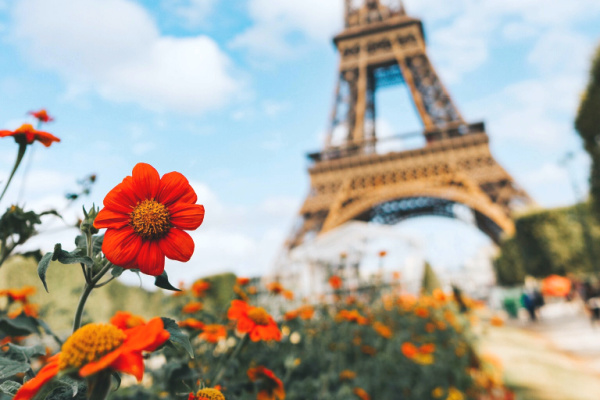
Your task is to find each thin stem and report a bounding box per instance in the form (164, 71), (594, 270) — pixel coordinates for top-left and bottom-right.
(72, 262), (112, 333)
(213, 334), (249, 385)
(94, 275), (116, 288)
(17, 146), (35, 202)
(0, 143), (27, 204)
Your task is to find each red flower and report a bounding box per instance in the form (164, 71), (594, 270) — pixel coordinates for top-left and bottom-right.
(329, 275), (343, 290)
(110, 311), (146, 330)
(0, 286), (36, 303)
(29, 109), (54, 123)
(14, 318), (169, 400)
(182, 302), (203, 314)
(0, 124), (60, 147)
(227, 300), (281, 342)
(191, 279), (210, 297)
(178, 318), (205, 330)
(93, 163), (205, 276)
(248, 366), (285, 400)
(237, 277), (250, 286)
(199, 324), (227, 343)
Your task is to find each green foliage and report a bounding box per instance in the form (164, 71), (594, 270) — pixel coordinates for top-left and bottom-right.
(494, 204), (600, 284)
(421, 262), (441, 294)
(576, 44), (600, 218)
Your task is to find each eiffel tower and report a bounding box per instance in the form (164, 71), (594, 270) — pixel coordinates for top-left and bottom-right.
(285, 0), (533, 250)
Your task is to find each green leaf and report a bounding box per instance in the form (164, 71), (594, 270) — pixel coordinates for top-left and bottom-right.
(37, 252), (53, 292)
(111, 266), (125, 278)
(0, 380), (21, 396)
(154, 271), (181, 292)
(52, 244), (93, 267)
(4, 343), (46, 362)
(0, 357), (31, 379)
(161, 318), (194, 358)
(0, 314), (39, 337)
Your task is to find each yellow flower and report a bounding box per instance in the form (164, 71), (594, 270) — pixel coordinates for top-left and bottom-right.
(432, 387), (444, 398)
(446, 387), (464, 400)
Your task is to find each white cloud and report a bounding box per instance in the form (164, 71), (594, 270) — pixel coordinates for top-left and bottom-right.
(162, 0), (216, 28)
(11, 0), (239, 114)
(230, 0), (343, 58)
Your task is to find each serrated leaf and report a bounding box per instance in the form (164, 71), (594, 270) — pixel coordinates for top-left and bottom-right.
(0, 314), (39, 337)
(0, 357), (31, 379)
(37, 252), (53, 292)
(154, 271), (181, 292)
(5, 343), (46, 362)
(161, 318), (194, 358)
(0, 380), (21, 396)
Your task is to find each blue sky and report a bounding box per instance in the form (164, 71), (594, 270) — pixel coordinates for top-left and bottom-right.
(0, 0), (599, 285)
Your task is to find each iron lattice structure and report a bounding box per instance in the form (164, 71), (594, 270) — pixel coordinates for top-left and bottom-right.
(285, 0), (533, 250)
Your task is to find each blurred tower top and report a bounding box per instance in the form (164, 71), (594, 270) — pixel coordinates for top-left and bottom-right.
(344, 0), (406, 28)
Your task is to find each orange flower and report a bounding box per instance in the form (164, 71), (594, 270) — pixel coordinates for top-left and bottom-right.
(0, 286), (36, 303)
(392, 271), (401, 280)
(0, 124), (60, 147)
(353, 387), (370, 400)
(199, 324), (227, 343)
(93, 163), (205, 276)
(339, 370), (356, 381)
(378, 250), (387, 258)
(13, 318), (169, 400)
(189, 387), (225, 400)
(191, 279), (210, 297)
(172, 281), (187, 296)
(8, 303), (39, 318)
(29, 109), (54, 123)
(414, 307), (429, 318)
(329, 275), (343, 290)
(237, 277), (251, 286)
(227, 300), (281, 342)
(247, 286), (258, 295)
(110, 311), (146, 330)
(248, 366), (285, 400)
(490, 315), (504, 327)
(267, 282), (284, 295)
(179, 318), (205, 330)
(335, 309), (368, 325)
(401, 342), (435, 365)
(373, 321), (392, 339)
(283, 290), (294, 300)
(182, 302), (203, 314)
(298, 305), (314, 320)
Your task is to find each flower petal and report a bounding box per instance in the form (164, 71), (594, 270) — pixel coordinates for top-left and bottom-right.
(136, 240), (165, 276)
(124, 317), (170, 352)
(102, 177), (139, 214)
(102, 227), (142, 267)
(132, 163), (160, 201)
(169, 203), (205, 230)
(158, 228), (194, 262)
(94, 208), (130, 229)
(79, 349), (123, 378)
(110, 352), (145, 382)
(157, 171), (197, 206)
(14, 356), (60, 400)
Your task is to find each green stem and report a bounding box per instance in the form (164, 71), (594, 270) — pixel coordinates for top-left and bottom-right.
(72, 262), (112, 333)
(213, 334), (249, 385)
(86, 372), (112, 400)
(0, 143), (27, 204)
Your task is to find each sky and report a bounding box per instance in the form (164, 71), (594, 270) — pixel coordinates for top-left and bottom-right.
(0, 0), (599, 287)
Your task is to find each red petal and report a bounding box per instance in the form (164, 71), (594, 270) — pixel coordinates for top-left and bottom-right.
(14, 357), (60, 400)
(132, 163), (160, 201)
(102, 227), (142, 267)
(169, 203), (205, 230)
(124, 317), (170, 352)
(94, 208), (130, 229)
(157, 171), (197, 206)
(79, 349), (122, 378)
(158, 228), (194, 262)
(103, 177), (139, 214)
(110, 352), (145, 382)
(136, 241), (165, 276)
(34, 131), (60, 147)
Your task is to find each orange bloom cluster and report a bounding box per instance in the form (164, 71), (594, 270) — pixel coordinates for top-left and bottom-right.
(339, 370), (356, 381)
(14, 318), (169, 400)
(179, 318), (205, 330)
(188, 387), (225, 400)
(284, 305), (314, 321)
(353, 387), (371, 400)
(0, 286), (36, 303)
(199, 324), (227, 343)
(94, 163), (205, 276)
(0, 124), (60, 147)
(372, 321), (392, 339)
(110, 311), (146, 330)
(329, 275), (343, 290)
(228, 300), (281, 342)
(414, 307), (430, 318)
(248, 366), (285, 400)
(335, 309), (368, 325)
(182, 302), (203, 314)
(191, 279), (210, 297)
(401, 342), (436, 365)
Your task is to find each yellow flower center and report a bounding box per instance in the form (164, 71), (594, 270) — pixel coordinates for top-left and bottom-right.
(196, 388), (225, 400)
(59, 324), (126, 370)
(130, 199), (171, 240)
(248, 307), (270, 325)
